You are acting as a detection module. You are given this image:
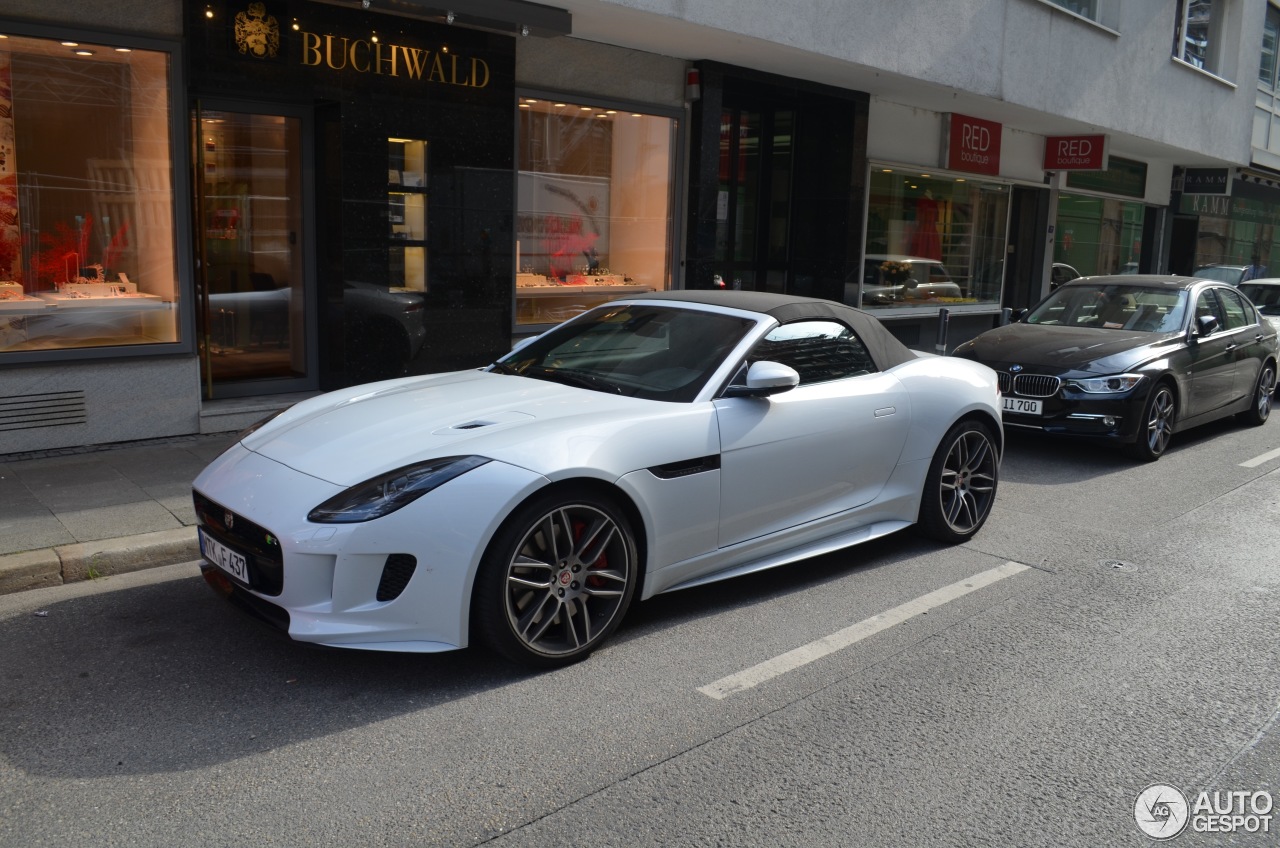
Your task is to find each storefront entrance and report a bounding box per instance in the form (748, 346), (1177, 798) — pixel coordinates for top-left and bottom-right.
(193, 102), (316, 399)
(686, 62), (868, 302)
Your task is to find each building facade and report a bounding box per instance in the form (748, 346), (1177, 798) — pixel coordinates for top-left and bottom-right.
(0, 0), (1270, 451)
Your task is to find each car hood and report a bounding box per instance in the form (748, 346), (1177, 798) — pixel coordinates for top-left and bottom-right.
(952, 323), (1179, 374)
(241, 370), (679, 486)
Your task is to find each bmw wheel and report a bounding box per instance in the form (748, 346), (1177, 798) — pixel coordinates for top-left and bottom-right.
(918, 419), (999, 544)
(1129, 383), (1176, 462)
(473, 489), (638, 667)
(1237, 362), (1276, 427)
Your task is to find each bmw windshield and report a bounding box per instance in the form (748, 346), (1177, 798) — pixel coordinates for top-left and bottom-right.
(1025, 284), (1188, 333)
(492, 304), (757, 402)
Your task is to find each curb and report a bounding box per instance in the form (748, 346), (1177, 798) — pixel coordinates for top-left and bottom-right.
(0, 527), (199, 596)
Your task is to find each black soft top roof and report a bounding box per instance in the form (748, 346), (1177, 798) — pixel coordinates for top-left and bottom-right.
(629, 290), (917, 371)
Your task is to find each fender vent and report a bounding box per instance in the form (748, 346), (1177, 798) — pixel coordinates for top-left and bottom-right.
(376, 554), (418, 602)
(0, 391), (88, 432)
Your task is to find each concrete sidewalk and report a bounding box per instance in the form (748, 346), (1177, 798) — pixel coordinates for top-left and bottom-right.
(0, 432), (239, 594)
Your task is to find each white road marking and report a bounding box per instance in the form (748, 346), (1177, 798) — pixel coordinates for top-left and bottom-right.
(1240, 446), (1280, 468)
(697, 561), (1031, 700)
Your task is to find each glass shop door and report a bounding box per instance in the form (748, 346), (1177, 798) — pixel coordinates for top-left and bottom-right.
(193, 101), (317, 399)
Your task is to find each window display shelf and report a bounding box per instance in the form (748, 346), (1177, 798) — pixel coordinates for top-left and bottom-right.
(0, 296), (53, 314)
(34, 292), (167, 310)
(389, 138), (428, 292)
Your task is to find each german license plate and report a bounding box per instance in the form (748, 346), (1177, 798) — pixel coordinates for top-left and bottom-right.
(199, 527), (250, 584)
(1003, 396), (1042, 415)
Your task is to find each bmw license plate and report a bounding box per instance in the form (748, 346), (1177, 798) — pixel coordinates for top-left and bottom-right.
(1002, 396), (1042, 416)
(199, 527), (250, 584)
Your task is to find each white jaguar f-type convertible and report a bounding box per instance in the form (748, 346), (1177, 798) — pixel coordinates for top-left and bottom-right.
(193, 291), (1002, 666)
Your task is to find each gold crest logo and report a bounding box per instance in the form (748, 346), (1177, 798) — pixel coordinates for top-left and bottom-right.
(235, 3), (281, 59)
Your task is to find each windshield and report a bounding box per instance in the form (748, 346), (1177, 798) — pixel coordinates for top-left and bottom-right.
(1194, 266), (1245, 285)
(1240, 284), (1280, 314)
(1025, 284), (1188, 332)
(493, 304), (757, 402)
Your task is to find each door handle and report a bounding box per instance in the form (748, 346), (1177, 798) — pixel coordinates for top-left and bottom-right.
(1224, 344), (1237, 352)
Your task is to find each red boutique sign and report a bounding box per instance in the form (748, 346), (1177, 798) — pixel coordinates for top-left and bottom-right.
(943, 113), (1002, 176)
(1043, 134), (1109, 170)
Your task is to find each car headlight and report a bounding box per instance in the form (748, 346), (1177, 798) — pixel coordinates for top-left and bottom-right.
(308, 456), (491, 523)
(1068, 374), (1145, 394)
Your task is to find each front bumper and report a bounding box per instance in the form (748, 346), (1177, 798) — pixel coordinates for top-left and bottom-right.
(1000, 379), (1147, 443)
(192, 443), (547, 652)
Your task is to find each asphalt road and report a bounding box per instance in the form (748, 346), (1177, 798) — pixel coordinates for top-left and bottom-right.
(2, 417), (1279, 847)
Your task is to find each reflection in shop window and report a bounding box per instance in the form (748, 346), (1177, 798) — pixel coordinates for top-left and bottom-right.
(859, 170), (1008, 310)
(515, 97), (675, 326)
(1053, 194), (1147, 277)
(0, 32), (178, 354)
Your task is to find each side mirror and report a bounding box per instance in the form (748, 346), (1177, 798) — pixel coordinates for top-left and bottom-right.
(1195, 314), (1219, 337)
(1014, 308), (1028, 322)
(723, 360), (800, 398)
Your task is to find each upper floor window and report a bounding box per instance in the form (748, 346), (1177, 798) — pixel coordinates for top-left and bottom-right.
(1040, 0), (1120, 30)
(1262, 4), (1279, 89)
(1175, 0), (1227, 75)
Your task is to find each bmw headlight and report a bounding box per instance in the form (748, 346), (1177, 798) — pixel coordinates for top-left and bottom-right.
(1068, 374), (1144, 394)
(308, 456), (491, 523)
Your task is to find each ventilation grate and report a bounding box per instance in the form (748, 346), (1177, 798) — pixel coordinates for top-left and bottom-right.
(376, 554), (418, 602)
(0, 391), (88, 432)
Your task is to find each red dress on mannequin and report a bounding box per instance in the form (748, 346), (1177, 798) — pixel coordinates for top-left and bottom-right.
(911, 195), (942, 260)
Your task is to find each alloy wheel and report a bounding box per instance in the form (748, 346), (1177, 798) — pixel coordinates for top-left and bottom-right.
(1257, 365), (1276, 421)
(938, 428), (997, 535)
(1146, 387), (1175, 455)
(503, 504), (634, 658)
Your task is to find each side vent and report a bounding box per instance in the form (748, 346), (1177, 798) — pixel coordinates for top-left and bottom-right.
(376, 554), (418, 602)
(0, 391), (88, 432)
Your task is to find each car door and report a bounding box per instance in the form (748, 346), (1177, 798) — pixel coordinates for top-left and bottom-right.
(1213, 286), (1266, 402)
(1184, 289), (1237, 419)
(714, 320), (910, 548)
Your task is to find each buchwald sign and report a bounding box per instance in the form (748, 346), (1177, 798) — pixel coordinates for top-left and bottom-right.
(1044, 134), (1109, 171)
(944, 113), (1002, 177)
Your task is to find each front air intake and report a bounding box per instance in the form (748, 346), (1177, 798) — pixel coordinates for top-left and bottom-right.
(376, 554), (418, 602)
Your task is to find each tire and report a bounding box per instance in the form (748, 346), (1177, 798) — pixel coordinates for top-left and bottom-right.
(918, 419), (999, 544)
(1237, 361), (1276, 427)
(472, 488), (638, 667)
(1128, 382), (1176, 462)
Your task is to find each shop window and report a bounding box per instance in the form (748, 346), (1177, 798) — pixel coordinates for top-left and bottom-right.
(0, 32), (179, 354)
(860, 169), (1009, 311)
(1174, 0), (1231, 77)
(514, 96), (675, 326)
(1053, 194), (1147, 277)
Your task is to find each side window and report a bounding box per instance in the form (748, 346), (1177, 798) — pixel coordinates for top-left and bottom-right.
(1215, 287), (1252, 330)
(748, 320), (876, 385)
(1195, 291), (1224, 331)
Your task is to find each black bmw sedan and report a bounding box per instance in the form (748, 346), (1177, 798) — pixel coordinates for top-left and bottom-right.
(952, 275), (1279, 461)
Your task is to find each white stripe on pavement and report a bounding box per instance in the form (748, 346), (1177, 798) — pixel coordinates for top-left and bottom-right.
(1240, 446), (1280, 468)
(697, 560), (1031, 700)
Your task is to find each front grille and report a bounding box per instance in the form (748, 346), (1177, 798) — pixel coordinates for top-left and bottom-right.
(193, 490), (285, 596)
(1000, 373), (1061, 398)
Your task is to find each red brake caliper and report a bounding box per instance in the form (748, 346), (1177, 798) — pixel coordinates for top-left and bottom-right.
(573, 519), (609, 588)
